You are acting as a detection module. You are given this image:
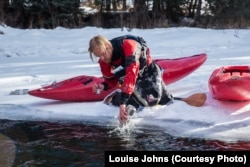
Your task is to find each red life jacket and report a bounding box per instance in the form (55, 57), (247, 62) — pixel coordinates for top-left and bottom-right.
(99, 35), (152, 95)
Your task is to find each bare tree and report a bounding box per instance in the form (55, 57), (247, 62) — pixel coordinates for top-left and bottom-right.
(133, 0), (149, 28)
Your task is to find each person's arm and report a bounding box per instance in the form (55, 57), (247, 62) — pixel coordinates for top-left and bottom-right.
(96, 60), (119, 92)
(118, 39), (141, 123)
(118, 39), (141, 105)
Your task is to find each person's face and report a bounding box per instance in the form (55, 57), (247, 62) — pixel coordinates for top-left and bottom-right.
(93, 45), (112, 63)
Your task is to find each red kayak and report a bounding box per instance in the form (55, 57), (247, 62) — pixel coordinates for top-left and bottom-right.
(28, 53), (207, 101)
(209, 66), (250, 101)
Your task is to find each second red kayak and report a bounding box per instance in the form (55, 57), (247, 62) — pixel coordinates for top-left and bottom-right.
(209, 65), (250, 101)
(28, 53), (207, 101)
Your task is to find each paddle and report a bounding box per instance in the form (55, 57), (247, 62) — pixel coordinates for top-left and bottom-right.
(174, 93), (207, 107)
(105, 91), (207, 107)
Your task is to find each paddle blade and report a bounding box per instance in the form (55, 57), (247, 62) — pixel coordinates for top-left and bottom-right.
(175, 93), (207, 107)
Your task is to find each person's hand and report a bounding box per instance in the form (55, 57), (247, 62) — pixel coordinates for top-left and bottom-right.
(118, 104), (128, 124)
(92, 83), (104, 94)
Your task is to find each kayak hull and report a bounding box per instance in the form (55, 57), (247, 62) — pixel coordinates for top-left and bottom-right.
(28, 53), (207, 101)
(208, 66), (250, 101)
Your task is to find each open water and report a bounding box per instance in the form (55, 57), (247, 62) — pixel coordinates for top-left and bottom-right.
(0, 119), (249, 167)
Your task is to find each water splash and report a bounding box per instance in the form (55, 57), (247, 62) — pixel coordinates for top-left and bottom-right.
(108, 119), (137, 137)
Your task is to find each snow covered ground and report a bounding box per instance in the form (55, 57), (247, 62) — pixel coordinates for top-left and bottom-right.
(0, 26), (250, 142)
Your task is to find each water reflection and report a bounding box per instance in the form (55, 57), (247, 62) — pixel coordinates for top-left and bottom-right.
(0, 119), (249, 167)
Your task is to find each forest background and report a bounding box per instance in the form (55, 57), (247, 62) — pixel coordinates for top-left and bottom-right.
(1, 0), (250, 29)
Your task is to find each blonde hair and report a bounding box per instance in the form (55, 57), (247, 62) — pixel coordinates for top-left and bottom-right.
(88, 35), (112, 61)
